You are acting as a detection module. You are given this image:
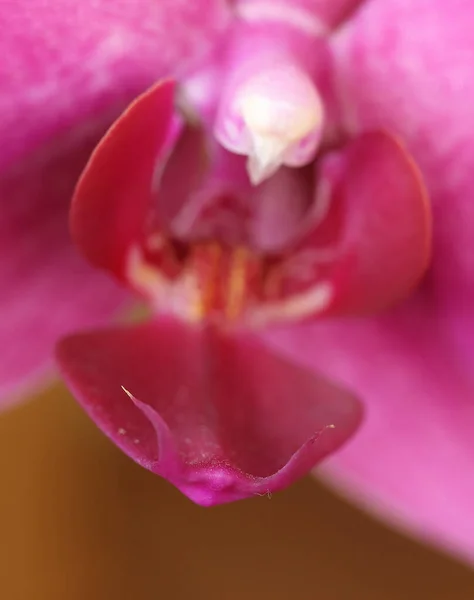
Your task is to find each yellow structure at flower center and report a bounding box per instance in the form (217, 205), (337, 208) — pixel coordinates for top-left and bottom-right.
(127, 239), (281, 325)
(127, 237), (333, 328)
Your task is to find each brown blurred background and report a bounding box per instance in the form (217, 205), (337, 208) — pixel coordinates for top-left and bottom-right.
(0, 384), (473, 600)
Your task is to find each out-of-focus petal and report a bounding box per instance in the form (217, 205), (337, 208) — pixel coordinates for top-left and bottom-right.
(0, 1), (230, 406)
(56, 317), (362, 506)
(276, 0), (474, 560)
(266, 301), (474, 561)
(332, 0), (474, 334)
(0, 132), (128, 409)
(250, 131), (431, 326)
(234, 0), (366, 32)
(250, 166), (313, 251)
(0, 0), (230, 170)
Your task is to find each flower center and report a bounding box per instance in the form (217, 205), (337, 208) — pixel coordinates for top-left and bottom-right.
(126, 228), (333, 329)
(216, 64), (325, 186)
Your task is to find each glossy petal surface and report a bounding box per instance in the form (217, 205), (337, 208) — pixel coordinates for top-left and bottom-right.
(56, 318), (361, 506)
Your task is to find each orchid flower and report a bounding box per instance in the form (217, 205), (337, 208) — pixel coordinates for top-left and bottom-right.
(0, 0), (471, 559)
(53, 0), (429, 506)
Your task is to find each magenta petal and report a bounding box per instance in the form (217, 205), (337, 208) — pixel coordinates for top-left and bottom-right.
(333, 0), (474, 352)
(327, 131), (431, 314)
(56, 319), (361, 506)
(71, 80), (177, 278)
(0, 0), (229, 405)
(1, 0), (230, 171)
(266, 303), (474, 560)
(251, 166), (313, 251)
(235, 0), (365, 31)
(0, 132), (129, 408)
(295, 131), (431, 317)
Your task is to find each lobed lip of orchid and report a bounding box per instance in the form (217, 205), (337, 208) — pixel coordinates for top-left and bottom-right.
(56, 317), (363, 506)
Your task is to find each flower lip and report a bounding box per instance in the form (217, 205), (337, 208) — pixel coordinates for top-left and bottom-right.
(55, 317), (363, 506)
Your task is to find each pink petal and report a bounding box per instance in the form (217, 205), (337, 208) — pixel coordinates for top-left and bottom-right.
(283, 0), (474, 559)
(56, 318), (361, 506)
(0, 0), (229, 404)
(266, 303), (474, 561)
(332, 0), (474, 323)
(1, 0), (230, 170)
(0, 131), (128, 408)
(159, 131), (251, 242)
(280, 130), (431, 318)
(313, 131), (432, 316)
(71, 80), (177, 278)
(250, 166), (313, 251)
(157, 125), (210, 229)
(234, 0), (366, 31)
